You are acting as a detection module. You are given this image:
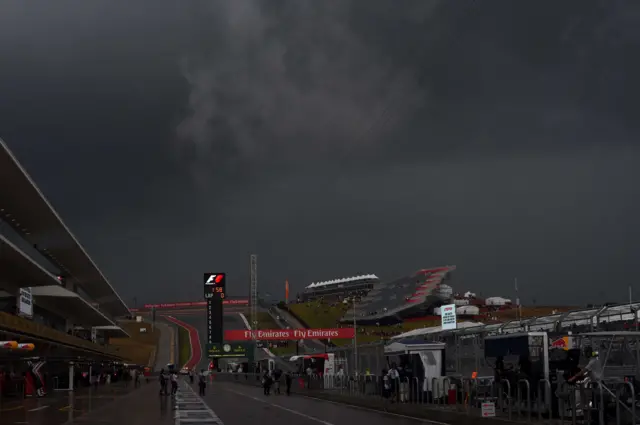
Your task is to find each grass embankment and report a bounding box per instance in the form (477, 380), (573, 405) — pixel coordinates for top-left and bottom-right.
(177, 325), (192, 368)
(109, 321), (161, 366)
(287, 302), (422, 346)
(288, 302), (577, 346)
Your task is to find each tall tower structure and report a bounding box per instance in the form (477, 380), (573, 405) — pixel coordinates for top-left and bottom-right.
(250, 254), (258, 338)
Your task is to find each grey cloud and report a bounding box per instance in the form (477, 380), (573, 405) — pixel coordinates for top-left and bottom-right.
(176, 0), (640, 180)
(176, 0), (428, 172)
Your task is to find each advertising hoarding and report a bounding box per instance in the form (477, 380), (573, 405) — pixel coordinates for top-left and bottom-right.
(18, 287), (33, 318)
(441, 303), (457, 330)
(206, 342), (255, 359)
(224, 328), (355, 341)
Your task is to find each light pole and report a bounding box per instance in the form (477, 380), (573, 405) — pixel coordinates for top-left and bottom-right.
(352, 297), (358, 376)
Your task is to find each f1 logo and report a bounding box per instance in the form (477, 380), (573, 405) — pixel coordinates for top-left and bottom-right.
(204, 273), (225, 285)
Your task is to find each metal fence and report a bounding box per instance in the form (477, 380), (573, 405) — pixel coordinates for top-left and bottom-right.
(209, 372), (638, 425)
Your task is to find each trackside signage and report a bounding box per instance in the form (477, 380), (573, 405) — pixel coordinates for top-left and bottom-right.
(441, 303), (457, 330)
(224, 328), (355, 341)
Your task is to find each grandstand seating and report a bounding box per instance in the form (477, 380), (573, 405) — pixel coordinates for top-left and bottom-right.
(301, 274), (378, 302)
(341, 266), (456, 324)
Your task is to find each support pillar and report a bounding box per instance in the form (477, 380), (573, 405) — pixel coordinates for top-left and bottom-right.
(68, 362), (74, 391)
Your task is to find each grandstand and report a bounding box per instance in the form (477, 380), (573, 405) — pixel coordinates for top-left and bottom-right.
(340, 266), (456, 325)
(301, 274), (378, 302)
(282, 265), (583, 349)
(0, 137), (159, 380)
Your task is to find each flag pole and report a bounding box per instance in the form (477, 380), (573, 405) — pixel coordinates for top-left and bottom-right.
(353, 297), (358, 377)
(515, 278), (521, 323)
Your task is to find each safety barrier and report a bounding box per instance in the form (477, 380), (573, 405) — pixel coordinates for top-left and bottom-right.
(208, 372), (640, 424)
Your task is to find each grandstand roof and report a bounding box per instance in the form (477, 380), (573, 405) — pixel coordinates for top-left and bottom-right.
(0, 234), (64, 287)
(306, 274), (378, 289)
(31, 285), (121, 328)
(417, 266), (456, 274)
(392, 321), (484, 340)
(0, 138), (129, 318)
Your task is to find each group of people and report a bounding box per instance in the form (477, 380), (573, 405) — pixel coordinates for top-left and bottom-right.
(159, 368), (209, 396)
(158, 369), (179, 395)
(261, 368), (292, 396)
(158, 366), (299, 398)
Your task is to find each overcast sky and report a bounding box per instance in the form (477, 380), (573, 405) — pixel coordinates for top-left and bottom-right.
(1, 0), (639, 306)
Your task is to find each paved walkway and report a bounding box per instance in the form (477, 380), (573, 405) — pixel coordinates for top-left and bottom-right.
(196, 378), (534, 425)
(196, 380), (446, 425)
(0, 381), (171, 425)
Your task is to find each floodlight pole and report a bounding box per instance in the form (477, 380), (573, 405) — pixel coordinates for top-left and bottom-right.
(353, 297), (358, 376)
(250, 254), (258, 339)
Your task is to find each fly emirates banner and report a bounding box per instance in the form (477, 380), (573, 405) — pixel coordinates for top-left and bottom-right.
(224, 328), (355, 341)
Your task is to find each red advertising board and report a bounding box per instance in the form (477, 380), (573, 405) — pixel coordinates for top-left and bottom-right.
(224, 328), (355, 341)
(141, 299), (249, 309)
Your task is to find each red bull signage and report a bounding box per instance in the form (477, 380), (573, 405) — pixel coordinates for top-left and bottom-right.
(224, 328), (355, 341)
(551, 336), (572, 351)
(441, 304), (457, 330)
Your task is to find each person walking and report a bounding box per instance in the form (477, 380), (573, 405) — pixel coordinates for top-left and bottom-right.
(170, 371), (178, 395)
(159, 369), (167, 395)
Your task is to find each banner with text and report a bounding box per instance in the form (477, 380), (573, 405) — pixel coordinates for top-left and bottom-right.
(140, 299), (249, 309)
(224, 328), (355, 341)
(18, 287), (33, 318)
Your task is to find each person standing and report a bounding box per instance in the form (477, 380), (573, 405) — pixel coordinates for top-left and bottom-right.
(132, 369), (139, 388)
(273, 368), (282, 395)
(262, 370), (272, 395)
(285, 372), (292, 396)
(198, 369), (207, 396)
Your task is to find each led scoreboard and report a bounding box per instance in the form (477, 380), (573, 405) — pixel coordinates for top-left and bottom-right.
(203, 273), (226, 345)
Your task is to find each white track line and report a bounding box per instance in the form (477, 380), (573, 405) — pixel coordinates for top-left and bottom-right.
(176, 381), (224, 425)
(299, 394), (451, 425)
(226, 388), (334, 425)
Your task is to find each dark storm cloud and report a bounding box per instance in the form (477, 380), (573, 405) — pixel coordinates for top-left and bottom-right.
(177, 0), (640, 173)
(176, 0), (427, 174)
(1, 0), (639, 306)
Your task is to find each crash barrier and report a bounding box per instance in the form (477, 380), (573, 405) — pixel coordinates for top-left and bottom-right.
(209, 372), (640, 424)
